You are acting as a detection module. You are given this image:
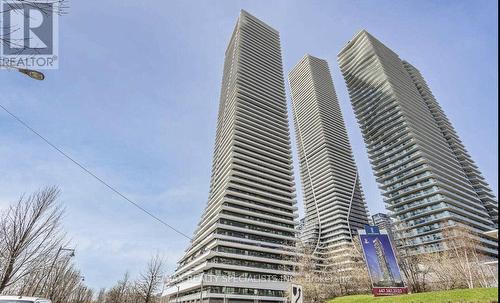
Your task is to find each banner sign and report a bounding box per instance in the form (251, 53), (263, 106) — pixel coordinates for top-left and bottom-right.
(359, 225), (408, 296)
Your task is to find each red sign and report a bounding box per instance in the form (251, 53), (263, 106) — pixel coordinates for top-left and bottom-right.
(372, 287), (408, 296)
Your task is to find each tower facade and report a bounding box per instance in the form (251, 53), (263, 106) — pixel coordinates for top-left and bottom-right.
(338, 30), (498, 256)
(164, 11), (298, 303)
(372, 213), (395, 242)
(289, 55), (369, 263)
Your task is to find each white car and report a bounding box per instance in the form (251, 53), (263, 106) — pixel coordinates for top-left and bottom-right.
(0, 296), (51, 303)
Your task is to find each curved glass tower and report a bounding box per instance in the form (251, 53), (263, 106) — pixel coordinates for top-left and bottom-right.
(288, 55), (369, 264)
(164, 10), (298, 303)
(338, 30), (498, 257)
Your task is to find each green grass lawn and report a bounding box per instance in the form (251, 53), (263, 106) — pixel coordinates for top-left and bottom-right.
(327, 288), (498, 303)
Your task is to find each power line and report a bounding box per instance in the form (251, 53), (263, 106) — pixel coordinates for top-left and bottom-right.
(0, 103), (193, 241)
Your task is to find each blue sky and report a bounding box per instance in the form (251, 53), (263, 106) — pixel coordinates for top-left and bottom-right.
(0, 0), (497, 291)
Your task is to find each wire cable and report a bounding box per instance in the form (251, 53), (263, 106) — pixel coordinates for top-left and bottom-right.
(0, 103), (193, 241)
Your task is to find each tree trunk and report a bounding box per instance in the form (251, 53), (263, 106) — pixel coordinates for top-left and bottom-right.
(0, 255), (15, 293)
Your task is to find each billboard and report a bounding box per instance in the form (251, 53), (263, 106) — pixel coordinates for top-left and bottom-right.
(359, 226), (408, 296)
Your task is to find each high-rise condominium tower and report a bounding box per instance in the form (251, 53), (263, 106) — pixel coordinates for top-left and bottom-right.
(164, 11), (298, 303)
(289, 55), (369, 263)
(338, 30), (498, 256)
(372, 213), (395, 242)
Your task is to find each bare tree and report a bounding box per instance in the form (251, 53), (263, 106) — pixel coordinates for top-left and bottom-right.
(394, 224), (498, 293)
(438, 225), (495, 289)
(46, 255), (84, 303)
(291, 239), (370, 303)
(396, 249), (431, 293)
(393, 222), (432, 293)
(0, 186), (92, 303)
(1, 0), (68, 15)
(68, 285), (93, 303)
(9, 252), (84, 301)
(336, 238), (371, 296)
(0, 186), (64, 293)
(106, 272), (134, 303)
(420, 252), (462, 290)
(136, 255), (165, 303)
(292, 246), (331, 303)
(95, 288), (107, 303)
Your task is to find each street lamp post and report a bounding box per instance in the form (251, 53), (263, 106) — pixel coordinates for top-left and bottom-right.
(17, 68), (45, 81)
(40, 247), (75, 296)
(2, 65), (45, 80)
